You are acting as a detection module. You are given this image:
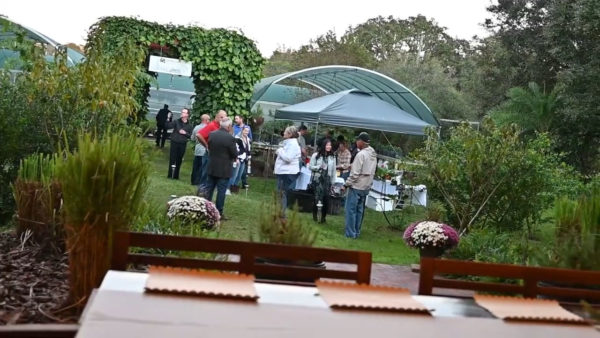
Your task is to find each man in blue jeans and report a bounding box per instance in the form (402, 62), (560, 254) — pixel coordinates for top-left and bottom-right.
(204, 118), (237, 220)
(343, 132), (377, 238)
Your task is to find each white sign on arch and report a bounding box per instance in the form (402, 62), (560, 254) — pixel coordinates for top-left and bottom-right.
(148, 55), (192, 77)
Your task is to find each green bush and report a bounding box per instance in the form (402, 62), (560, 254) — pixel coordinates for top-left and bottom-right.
(416, 118), (572, 235)
(449, 227), (534, 265)
(0, 25), (145, 226)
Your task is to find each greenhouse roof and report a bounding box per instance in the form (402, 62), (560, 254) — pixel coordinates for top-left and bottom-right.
(251, 65), (438, 126)
(0, 18), (84, 68)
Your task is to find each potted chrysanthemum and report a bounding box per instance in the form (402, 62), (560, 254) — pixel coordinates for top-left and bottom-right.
(167, 196), (221, 230)
(403, 221), (459, 258)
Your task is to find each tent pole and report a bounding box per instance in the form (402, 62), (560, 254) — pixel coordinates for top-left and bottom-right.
(314, 122), (319, 147)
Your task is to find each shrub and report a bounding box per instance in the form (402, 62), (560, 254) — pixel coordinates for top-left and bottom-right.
(0, 23), (145, 226)
(449, 227), (534, 265)
(416, 118), (570, 235)
(56, 131), (148, 308)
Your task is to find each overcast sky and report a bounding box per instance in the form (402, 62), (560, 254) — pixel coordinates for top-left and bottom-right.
(3, 0), (492, 56)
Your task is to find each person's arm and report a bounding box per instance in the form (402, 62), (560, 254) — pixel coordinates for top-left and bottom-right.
(227, 138), (238, 161)
(345, 152), (364, 187)
(191, 126), (200, 142)
(181, 124), (193, 138)
(276, 141), (299, 163)
(308, 154), (320, 172)
(197, 130), (209, 149)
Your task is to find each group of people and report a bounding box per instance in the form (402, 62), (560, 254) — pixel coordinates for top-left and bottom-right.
(275, 126), (377, 238)
(157, 106), (252, 220)
(157, 105), (376, 238)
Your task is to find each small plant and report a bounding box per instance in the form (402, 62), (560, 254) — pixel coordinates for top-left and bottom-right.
(403, 221), (459, 250)
(256, 194), (317, 246)
(166, 196), (220, 230)
(375, 166), (395, 180)
(424, 202), (447, 223)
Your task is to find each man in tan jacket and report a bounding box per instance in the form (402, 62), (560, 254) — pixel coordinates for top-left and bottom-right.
(344, 132), (377, 238)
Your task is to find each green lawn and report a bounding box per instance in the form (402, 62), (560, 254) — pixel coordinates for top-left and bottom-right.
(142, 140), (423, 265)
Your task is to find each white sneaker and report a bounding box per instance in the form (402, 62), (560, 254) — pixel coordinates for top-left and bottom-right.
(226, 189), (231, 195)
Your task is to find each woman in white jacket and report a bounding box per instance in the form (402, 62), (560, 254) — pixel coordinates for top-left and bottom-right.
(274, 126), (301, 217)
(309, 139), (336, 223)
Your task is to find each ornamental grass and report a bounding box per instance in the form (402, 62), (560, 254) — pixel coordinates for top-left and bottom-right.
(56, 132), (148, 309)
(12, 153), (62, 250)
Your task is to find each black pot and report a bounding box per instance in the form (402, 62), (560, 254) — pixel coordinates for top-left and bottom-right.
(419, 247), (445, 258)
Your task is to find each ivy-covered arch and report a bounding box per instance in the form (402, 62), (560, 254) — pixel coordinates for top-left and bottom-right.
(86, 16), (264, 121)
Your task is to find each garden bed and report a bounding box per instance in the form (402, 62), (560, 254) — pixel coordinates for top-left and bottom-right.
(0, 231), (73, 325)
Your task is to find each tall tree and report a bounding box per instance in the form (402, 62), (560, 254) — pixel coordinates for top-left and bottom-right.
(262, 30), (375, 77)
(484, 0), (560, 89)
(545, 0), (600, 174)
(344, 15), (469, 67)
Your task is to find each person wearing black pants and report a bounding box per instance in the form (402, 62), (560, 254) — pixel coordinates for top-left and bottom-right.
(155, 104), (172, 148)
(166, 108), (193, 179)
(308, 140), (336, 223)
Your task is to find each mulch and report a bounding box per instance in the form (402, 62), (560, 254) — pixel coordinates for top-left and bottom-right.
(0, 231), (75, 325)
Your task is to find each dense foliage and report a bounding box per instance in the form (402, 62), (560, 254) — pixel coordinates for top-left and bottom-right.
(416, 119), (575, 235)
(0, 22), (144, 225)
(86, 17), (265, 121)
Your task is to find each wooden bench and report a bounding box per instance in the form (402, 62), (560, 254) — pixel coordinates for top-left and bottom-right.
(418, 257), (600, 303)
(111, 231), (372, 285)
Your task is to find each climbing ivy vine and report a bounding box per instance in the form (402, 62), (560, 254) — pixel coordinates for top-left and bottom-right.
(86, 17), (264, 121)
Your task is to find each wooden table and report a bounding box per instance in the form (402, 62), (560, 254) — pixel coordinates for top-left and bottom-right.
(76, 271), (600, 338)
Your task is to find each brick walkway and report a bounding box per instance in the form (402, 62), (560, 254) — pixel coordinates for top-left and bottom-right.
(328, 262), (473, 297)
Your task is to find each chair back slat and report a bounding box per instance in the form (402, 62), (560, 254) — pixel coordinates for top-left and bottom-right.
(111, 231), (372, 285)
(253, 263), (359, 281)
(128, 254), (242, 272)
(537, 286), (600, 301)
(433, 278), (526, 294)
(128, 232), (247, 254)
(418, 257), (600, 303)
(0, 324), (79, 338)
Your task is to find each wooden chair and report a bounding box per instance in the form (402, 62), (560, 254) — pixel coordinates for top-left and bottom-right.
(111, 231), (372, 285)
(418, 257), (600, 303)
(0, 324), (78, 338)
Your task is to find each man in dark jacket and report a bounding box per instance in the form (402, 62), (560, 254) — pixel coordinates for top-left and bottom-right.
(205, 117), (237, 219)
(166, 108), (193, 179)
(155, 104), (172, 148)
